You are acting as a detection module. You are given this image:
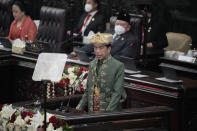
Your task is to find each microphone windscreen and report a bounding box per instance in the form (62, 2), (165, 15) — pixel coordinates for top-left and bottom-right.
(77, 71), (83, 78)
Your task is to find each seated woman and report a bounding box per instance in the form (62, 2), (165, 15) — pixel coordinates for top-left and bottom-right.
(7, 1), (37, 42)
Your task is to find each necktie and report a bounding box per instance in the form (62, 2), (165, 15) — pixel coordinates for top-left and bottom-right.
(80, 14), (91, 32)
(141, 25), (145, 56)
(141, 25), (144, 43)
(112, 35), (120, 43)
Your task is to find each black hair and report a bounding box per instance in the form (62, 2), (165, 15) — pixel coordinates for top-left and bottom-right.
(85, 0), (100, 5)
(117, 10), (130, 24)
(106, 44), (112, 48)
(138, 5), (151, 12)
(84, 0), (100, 9)
(92, 0), (100, 4)
(12, 0), (26, 13)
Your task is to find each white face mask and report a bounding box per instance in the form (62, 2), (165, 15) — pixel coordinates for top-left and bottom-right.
(85, 4), (93, 12)
(114, 25), (126, 35)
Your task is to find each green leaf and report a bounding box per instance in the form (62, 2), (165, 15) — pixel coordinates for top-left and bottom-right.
(62, 124), (73, 131)
(74, 65), (80, 74)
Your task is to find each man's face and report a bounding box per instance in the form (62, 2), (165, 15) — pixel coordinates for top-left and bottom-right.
(86, 0), (98, 11)
(94, 43), (111, 60)
(147, 12), (152, 18)
(115, 20), (131, 32)
(141, 9), (152, 18)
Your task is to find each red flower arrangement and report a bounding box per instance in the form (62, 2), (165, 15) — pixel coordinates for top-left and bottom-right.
(48, 115), (72, 130)
(21, 111), (34, 119)
(0, 104), (73, 131)
(10, 113), (16, 123)
(49, 116), (62, 129)
(0, 104), (3, 111)
(58, 64), (88, 95)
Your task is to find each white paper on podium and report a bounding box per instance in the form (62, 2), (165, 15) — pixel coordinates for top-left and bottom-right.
(155, 77), (182, 83)
(32, 53), (67, 82)
(130, 74), (149, 78)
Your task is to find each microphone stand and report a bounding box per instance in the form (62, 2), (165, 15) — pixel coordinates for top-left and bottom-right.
(32, 32), (82, 53)
(41, 80), (51, 131)
(64, 71), (83, 113)
(59, 32), (83, 53)
(61, 32), (82, 46)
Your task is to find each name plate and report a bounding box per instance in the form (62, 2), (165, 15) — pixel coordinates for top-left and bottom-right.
(178, 55), (196, 63)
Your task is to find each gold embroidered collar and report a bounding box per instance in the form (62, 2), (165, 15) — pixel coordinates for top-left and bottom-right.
(95, 55), (112, 65)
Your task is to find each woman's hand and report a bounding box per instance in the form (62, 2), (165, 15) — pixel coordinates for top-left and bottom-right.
(8, 39), (13, 44)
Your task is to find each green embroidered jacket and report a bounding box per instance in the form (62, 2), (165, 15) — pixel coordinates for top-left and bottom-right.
(76, 55), (127, 112)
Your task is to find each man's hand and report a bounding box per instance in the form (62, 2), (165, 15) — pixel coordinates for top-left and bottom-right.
(75, 107), (85, 113)
(146, 42), (153, 48)
(70, 51), (77, 57)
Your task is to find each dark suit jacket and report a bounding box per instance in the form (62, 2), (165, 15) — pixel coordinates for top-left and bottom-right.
(78, 30), (138, 60)
(107, 30), (138, 60)
(75, 11), (106, 36)
(145, 20), (168, 48)
(144, 3), (168, 56)
(144, 18), (168, 57)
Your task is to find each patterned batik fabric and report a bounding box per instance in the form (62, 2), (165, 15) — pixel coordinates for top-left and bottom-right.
(93, 87), (100, 111)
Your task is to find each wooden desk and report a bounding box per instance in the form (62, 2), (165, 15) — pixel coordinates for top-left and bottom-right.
(13, 97), (174, 131)
(0, 48), (197, 131)
(124, 68), (197, 131)
(161, 57), (197, 76)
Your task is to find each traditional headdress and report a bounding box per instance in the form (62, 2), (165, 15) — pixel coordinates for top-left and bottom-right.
(117, 10), (130, 24)
(89, 33), (113, 45)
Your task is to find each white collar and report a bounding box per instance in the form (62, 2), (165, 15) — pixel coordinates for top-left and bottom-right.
(89, 10), (97, 16)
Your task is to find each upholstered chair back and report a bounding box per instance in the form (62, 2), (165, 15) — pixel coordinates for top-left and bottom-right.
(36, 6), (66, 52)
(0, 0), (13, 37)
(165, 32), (192, 53)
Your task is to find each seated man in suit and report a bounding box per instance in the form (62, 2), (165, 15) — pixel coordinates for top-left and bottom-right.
(107, 11), (138, 59)
(72, 11), (138, 60)
(74, 0), (106, 36)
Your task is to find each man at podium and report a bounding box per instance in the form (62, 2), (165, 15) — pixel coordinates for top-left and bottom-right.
(76, 33), (127, 112)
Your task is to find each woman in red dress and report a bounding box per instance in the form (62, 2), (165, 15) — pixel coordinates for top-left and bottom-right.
(7, 1), (37, 42)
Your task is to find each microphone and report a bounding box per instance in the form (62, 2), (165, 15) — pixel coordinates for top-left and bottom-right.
(57, 101), (64, 111)
(60, 32), (82, 45)
(75, 73), (88, 93)
(64, 70), (83, 113)
(58, 32), (83, 53)
(82, 73), (88, 80)
(79, 73), (88, 85)
(72, 70), (83, 90)
(77, 70), (83, 79)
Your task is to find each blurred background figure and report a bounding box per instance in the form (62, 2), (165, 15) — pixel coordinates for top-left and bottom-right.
(139, 0), (169, 67)
(7, 0), (37, 42)
(74, 0), (106, 36)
